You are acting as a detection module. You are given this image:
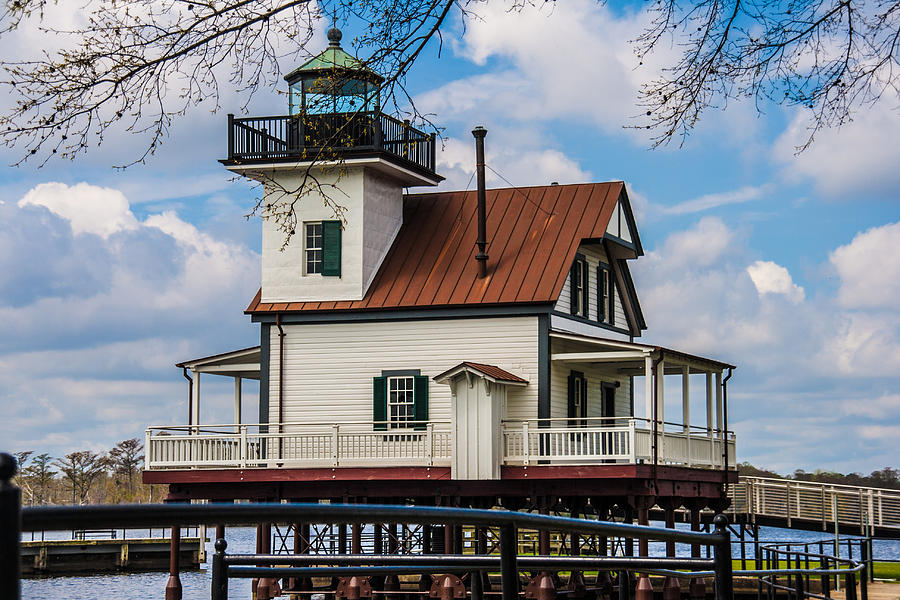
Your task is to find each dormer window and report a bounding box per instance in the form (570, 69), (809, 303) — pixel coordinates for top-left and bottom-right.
(598, 264), (615, 325)
(570, 255), (588, 318)
(304, 220), (342, 277)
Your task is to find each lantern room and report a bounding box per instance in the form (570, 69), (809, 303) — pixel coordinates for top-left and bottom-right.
(284, 28), (383, 117)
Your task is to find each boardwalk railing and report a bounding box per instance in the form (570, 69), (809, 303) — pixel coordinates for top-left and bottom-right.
(502, 417), (736, 469)
(728, 476), (900, 533)
(146, 421), (452, 470)
(226, 111), (437, 173)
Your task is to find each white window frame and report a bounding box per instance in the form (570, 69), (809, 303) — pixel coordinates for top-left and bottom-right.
(305, 221), (323, 275)
(572, 257), (588, 318)
(387, 375), (416, 429)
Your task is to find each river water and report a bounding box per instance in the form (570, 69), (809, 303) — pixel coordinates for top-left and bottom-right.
(21, 524), (900, 600)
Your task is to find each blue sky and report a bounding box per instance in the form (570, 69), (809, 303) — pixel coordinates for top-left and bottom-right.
(1, 0), (898, 474)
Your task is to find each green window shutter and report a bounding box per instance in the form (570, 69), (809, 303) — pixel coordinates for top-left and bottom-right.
(413, 375), (429, 431)
(373, 376), (387, 431)
(322, 220), (342, 277)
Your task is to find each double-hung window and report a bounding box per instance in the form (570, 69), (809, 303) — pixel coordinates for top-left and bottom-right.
(387, 376), (415, 428)
(570, 255), (588, 318)
(598, 264), (615, 326)
(305, 222), (323, 274)
(304, 220), (342, 276)
(373, 372), (429, 431)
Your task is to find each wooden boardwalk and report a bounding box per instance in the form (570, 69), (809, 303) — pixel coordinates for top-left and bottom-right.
(831, 582), (900, 600)
(728, 477), (900, 538)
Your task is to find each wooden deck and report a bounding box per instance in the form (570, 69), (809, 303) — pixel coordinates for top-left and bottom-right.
(21, 536), (203, 576)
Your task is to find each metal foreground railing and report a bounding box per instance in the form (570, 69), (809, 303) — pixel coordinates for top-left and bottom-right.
(0, 453), (868, 600)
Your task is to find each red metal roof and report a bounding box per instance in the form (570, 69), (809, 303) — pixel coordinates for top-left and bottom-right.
(459, 362), (529, 384)
(246, 182), (624, 314)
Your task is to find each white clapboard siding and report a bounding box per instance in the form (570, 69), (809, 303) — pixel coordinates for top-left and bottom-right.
(549, 360), (632, 420)
(554, 244), (627, 331)
(269, 316), (539, 428)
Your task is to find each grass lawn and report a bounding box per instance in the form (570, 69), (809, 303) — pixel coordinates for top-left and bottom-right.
(731, 560), (900, 581)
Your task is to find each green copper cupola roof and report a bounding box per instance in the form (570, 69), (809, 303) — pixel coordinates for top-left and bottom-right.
(284, 27), (384, 85)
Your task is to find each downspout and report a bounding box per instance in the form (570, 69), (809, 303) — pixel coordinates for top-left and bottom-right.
(182, 367), (193, 428)
(276, 314), (286, 460)
(722, 367), (734, 474)
(651, 350), (665, 487)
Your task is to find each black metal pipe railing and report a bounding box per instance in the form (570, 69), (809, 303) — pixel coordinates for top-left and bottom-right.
(225, 111), (436, 173)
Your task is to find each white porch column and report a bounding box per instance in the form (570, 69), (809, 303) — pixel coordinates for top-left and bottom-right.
(706, 372), (714, 437)
(682, 365), (690, 432)
(715, 371), (723, 439)
(655, 358), (665, 460)
(644, 354), (653, 422)
(191, 368), (200, 431)
(234, 376), (242, 432)
(655, 358), (665, 426)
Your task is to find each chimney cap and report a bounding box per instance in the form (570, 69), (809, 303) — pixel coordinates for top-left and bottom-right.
(472, 125), (487, 138)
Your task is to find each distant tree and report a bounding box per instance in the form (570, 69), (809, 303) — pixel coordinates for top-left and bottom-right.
(22, 453), (56, 505)
(55, 451), (108, 505)
(108, 438), (144, 495)
(12, 450), (34, 502)
(738, 461), (783, 478)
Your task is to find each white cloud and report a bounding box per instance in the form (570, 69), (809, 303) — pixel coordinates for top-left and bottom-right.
(774, 100), (900, 197)
(1, 182), (260, 457)
(436, 130), (591, 191)
(831, 221), (900, 309)
(18, 182), (139, 238)
(747, 260), (805, 304)
(664, 185), (769, 215)
(651, 216), (735, 267)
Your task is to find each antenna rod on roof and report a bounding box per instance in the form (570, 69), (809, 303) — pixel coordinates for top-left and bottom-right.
(472, 126), (488, 278)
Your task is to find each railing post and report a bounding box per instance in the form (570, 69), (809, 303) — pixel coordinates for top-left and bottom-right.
(429, 132), (436, 171)
(0, 453), (21, 600)
(426, 423), (434, 466)
(712, 514), (733, 600)
(145, 429), (152, 470)
(211, 538), (229, 600)
(403, 119), (411, 158)
(227, 114), (234, 160)
(522, 421), (530, 465)
(332, 424), (340, 467)
(628, 420), (636, 463)
(240, 425), (248, 468)
(500, 523), (518, 600)
(374, 114), (383, 149)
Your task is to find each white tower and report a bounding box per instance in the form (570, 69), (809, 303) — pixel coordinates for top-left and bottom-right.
(223, 27), (442, 303)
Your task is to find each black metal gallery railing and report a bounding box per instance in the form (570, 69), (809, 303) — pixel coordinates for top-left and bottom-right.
(753, 540), (868, 600)
(226, 111), (437, 173)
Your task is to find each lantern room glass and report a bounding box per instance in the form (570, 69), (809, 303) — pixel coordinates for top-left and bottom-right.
(288, 77), (380, 116)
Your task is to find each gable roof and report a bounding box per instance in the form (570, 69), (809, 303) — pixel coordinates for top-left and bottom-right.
(434, 362), (529, 386)
(247, 182), (625, 314)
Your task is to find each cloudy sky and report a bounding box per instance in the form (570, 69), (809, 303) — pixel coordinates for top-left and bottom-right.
(1, 1), (898, 475)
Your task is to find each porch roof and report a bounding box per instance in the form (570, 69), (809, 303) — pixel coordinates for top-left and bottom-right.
(175, 346), (261, 380)
(549, 330), (736, 373)
(434, 362), (529, 386)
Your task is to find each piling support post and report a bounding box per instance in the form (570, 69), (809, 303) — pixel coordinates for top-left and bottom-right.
(165, 524), (182, 600)
(0, 453), (21, 600)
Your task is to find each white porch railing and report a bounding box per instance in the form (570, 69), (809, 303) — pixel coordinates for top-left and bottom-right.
(145, 421), (452, 470)
(501, 417), (736, 469)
